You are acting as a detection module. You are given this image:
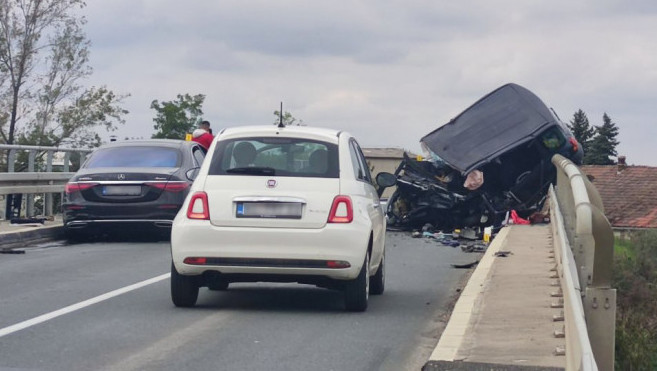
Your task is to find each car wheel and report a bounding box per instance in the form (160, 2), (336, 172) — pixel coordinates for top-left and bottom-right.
(344, 252), (369, 312)
(370, 250), (385, 295)
(170, 262), (199, 307)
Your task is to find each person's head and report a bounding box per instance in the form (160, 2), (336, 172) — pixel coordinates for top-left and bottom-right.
(233, 141), (257, 167)
(199, 120), (211, 131)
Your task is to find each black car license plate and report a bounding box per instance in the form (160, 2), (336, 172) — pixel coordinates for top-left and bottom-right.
(102, 185), (142, 196)
(236, 202), (302, 219)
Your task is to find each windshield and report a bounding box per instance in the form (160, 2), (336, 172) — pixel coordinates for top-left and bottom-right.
(85, 146), (181, 168)
(208, 137), (339, 178)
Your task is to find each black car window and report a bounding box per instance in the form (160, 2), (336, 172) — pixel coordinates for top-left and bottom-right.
(85, 146), (181, 168)
(353, 140), (373, 184)
(539, 127), (566, 150)
(348, 140), (366, 181)
(192, 146), (206, 167)
(208, 137), (339, 178)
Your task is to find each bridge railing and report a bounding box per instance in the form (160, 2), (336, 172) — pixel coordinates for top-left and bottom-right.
(550, 154), (616, 371)
(0, 144), (94, 218)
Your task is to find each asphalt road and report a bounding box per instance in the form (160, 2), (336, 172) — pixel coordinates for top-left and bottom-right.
(0, 232), (478, 371)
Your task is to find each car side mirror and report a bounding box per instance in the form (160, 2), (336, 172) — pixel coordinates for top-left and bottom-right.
(376, 172), (397, 188)
(375, 172), (397, 198)
(186, 167), (200, 181)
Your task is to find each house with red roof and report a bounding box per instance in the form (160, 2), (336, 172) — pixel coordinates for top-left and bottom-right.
(581, 157), (657, 230)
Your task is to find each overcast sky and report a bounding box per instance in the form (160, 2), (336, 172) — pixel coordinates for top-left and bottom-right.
(82, 1), (657, 166)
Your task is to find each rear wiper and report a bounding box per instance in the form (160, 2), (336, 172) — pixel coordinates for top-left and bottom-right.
(226, 167), (276, 175)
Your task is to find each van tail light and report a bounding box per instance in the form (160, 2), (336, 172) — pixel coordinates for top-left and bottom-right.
(328, 195), (353, 223)
(569, 137), (579, 153)
(187, 191), (210, 220)
(65, 182), (98, 194)
(146, 181), (190, 192)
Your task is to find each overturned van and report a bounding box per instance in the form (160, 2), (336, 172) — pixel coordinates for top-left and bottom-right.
(381, 83), (583, 230)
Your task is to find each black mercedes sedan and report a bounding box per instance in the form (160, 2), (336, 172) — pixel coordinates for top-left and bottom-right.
(62, 139), (207, 240)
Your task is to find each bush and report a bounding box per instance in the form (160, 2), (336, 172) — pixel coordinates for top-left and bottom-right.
(613, 230), (657, 370)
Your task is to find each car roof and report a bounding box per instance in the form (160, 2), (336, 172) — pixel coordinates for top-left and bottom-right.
(97, 139), (190, 150)
(420, 83), (563, 175)
(217, 125), (343, 144)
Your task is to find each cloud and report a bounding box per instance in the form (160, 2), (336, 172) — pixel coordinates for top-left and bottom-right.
(81, 0), (657, 165)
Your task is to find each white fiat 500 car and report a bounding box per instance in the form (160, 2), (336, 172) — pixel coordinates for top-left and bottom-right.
(170, 125), (387, 311)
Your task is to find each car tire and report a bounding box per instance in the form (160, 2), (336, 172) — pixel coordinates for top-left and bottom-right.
(171, 262), (199, 307)
(370, 250), (385, 295)
(344, 252), (369, 312)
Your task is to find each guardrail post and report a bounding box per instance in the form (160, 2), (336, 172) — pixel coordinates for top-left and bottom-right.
(26, 150), (36, 217)
(584, 288), (616, 371)
(64, 152), (71, 172)
(8, 150), (16, 172)
(46, 151), (54, 216)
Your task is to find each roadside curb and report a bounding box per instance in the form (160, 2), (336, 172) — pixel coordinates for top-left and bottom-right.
(422, 226), (509, 369)
(0, 223), (64, 250)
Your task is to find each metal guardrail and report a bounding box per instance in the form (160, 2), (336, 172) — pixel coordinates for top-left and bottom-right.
(0, 172), (75, 195)
(550, 154), (616, 371)
(0, 144), (93, 218)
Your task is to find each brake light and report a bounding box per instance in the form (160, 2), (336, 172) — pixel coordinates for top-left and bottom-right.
(328, 195), (353, 223)
(65, 182), (98, 194)
(569, 137), (579, 153)
(183, 257), (207, 265)
(147, 181), (190, 192)
(187, 191), (209, 220)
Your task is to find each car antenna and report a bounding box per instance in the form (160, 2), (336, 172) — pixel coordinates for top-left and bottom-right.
(278, 102), (285, 128)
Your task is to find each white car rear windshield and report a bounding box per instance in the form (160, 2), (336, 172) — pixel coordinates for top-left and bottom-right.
(208, 137), (339, 178)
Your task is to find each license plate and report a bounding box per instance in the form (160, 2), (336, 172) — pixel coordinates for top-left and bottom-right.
(236, 202), (302, 219)
(102, 185), (142, 196)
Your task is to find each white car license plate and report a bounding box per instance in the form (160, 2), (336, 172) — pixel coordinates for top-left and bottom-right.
(102, 185), (142, 196)
(236, 202), (302, 219)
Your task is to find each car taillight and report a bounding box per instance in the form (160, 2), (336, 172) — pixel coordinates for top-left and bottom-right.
(328, 195), (353, 223)
(187, 191), (209, 220)
(65, 182), (98, 194)
(146, 181), (190, 192)
(569, 137), (579, 153)
(183, 257), (207, 265)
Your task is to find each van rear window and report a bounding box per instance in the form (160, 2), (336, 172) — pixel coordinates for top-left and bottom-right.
(208, 137), (339, 178)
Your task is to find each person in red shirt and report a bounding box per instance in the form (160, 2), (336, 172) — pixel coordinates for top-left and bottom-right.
(192, 120), (214, 151)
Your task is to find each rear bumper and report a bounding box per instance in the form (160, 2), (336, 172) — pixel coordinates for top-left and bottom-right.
(171, 220), (370, 281)
(65, 219), (173, 229)
(63, 202), (181, 228)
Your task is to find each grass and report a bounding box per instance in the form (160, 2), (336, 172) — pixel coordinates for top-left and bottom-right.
(613, 230), (657, 370)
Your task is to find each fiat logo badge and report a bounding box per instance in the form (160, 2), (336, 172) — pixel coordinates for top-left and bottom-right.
(267, 179), (277, 188)
(117, 174), (125, 180)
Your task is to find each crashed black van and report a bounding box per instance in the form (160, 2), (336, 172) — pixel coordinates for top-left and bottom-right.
(379, 83), (583, 230)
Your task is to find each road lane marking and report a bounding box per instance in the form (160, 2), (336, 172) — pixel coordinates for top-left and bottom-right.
(0, 273), (170, 338)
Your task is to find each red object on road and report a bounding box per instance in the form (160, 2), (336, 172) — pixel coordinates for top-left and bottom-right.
(510, 210), (530, 225)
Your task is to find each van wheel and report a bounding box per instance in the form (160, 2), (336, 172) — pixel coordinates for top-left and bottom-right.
(171, 262), (199, 307)
(344, 253), (369, 312)
(370, 250), (385, 295)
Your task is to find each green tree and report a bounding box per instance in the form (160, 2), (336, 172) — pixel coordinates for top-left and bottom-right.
(0, 0), (128, 148)
(586, 113), (620, 165)
(151, 93), (205, 139)
(273, 110), (304, 126)
(568, 109), (594, 159)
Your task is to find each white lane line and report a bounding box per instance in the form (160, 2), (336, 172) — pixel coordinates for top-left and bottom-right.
(0, 272), (170, 338)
